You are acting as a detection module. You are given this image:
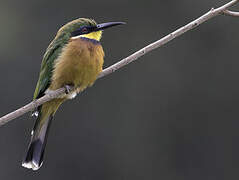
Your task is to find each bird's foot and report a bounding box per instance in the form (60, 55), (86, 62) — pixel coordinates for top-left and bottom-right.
(64, 85), (72, 94)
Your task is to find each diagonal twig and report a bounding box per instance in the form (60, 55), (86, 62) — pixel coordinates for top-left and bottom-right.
(222, 9), (239, 17)
(0, 0), (239, 127)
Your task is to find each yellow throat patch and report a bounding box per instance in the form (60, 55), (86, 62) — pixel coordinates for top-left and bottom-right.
(72, 31), (102, 41)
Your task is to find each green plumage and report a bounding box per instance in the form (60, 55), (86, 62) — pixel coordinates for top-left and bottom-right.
(33, 41), (63, 100)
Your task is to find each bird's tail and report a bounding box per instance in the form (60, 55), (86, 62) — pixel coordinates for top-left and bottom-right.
(22, 108), (53, 171)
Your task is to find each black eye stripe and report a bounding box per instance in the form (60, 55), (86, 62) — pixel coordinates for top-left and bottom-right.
(71, 29), (82, 37)
(71, 25), (96, 37)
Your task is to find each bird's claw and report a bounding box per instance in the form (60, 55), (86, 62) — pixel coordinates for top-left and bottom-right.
(64, 85), (72, 94)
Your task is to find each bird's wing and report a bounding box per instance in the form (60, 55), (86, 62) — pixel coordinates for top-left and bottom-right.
(33, 39), (64, 100)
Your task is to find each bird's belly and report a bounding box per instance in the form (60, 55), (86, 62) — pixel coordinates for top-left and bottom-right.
(49, 38), (104, 97)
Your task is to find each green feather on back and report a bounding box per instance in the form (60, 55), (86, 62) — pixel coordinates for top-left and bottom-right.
(33, 35), (67, 100)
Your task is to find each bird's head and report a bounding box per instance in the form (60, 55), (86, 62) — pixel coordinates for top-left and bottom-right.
(55, 18), (125, 42)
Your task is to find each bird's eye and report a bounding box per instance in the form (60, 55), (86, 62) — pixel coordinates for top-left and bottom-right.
(81, 27), (88, 33)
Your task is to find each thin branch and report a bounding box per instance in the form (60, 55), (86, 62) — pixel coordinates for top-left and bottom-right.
(99, 0), (239, 78)
(0, 0), (239, 127)
(222, 9), (239, 17)
(0, 88), (67, 126)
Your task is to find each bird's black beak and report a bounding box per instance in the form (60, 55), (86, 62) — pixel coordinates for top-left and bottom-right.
(95, 22), (126, 31)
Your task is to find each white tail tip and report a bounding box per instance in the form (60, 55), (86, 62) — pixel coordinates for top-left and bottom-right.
(22, 161), (41, 171)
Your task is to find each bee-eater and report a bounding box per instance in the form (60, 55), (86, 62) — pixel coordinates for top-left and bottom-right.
(22, 18), (125, 170)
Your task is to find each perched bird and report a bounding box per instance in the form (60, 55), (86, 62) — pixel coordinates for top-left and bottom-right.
(22, 18), (125, 170)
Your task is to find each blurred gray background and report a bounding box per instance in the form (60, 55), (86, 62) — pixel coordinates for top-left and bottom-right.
(0, 0), (239, 179)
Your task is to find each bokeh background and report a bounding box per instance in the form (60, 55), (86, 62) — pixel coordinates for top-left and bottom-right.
(0, 0), (239, 179)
